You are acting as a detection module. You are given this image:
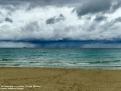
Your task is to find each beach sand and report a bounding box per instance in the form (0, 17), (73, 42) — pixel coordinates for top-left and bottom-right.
(0, 68), (121, 91)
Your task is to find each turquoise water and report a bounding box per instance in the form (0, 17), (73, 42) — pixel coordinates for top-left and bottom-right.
(0, 48), (121, 68)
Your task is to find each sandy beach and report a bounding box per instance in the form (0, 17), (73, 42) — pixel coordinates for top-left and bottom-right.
(0, 68), (121, 91)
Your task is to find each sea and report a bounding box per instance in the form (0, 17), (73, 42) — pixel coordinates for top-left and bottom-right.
(0, 48), (121, 69)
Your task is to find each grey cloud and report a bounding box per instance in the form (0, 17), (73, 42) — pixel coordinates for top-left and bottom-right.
(5, 17), (13, 23)
(75, 0), (121, 16)
(0, 0), (81, 6)
(23, 21), (39, 33)
(0, 0), (121, 42)
(46, 14), (65, 24)
(94, 15), (107, 21)
(112, 0), (121, 10)
(114, 17), (121, 22)
(106, 17), (121, 27)
(46, 17), (55, 24)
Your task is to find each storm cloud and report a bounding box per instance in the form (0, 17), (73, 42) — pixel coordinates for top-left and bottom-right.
(0, 0), (121, 47)
(94, 15), (107, 21)
(46, 14), (65, 24)
(0, 0), (81, 6)
(75, 0), (121, 16)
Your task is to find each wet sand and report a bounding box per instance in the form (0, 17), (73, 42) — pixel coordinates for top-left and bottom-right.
(0, 67), (121, 91)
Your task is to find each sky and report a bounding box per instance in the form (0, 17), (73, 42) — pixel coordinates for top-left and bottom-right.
(0, 0), (121, 48)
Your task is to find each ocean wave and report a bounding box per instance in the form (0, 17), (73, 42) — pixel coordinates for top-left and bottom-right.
(87, 60), (121, 64)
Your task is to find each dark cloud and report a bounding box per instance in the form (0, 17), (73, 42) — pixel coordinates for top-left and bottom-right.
(74, 0), (121, 16)
(0, 0), (121, 48)
(114, 17), (121, 22)
(76, 0), (111, 16)
(5, 17), (13, 23)
(0, 0), (81, 6)
(46, 14), (65, 24)
(112, 0), (121, 10)
(94, 15), (107, 21)
(106, 17), (121, 27)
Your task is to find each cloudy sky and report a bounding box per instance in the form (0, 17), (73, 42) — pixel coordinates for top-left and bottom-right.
(0, 0), (121, 48)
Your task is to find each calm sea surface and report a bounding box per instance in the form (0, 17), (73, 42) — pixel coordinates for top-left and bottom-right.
(0, 48), (121, 69)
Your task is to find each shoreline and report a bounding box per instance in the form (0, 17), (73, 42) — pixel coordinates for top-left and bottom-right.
(0, 67), (121, 91)
(1, 66), (121, 70)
